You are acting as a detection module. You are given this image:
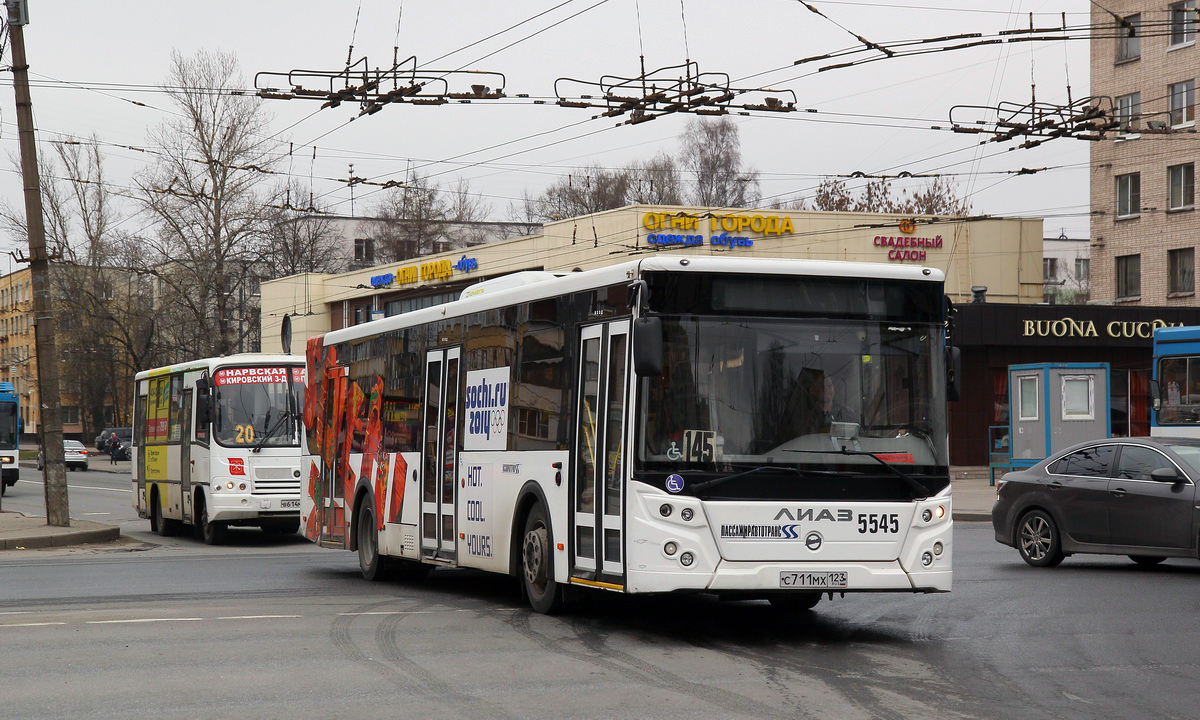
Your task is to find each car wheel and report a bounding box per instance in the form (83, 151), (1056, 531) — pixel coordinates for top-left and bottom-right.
(1016, 509), (1065, 567)
(522, 503), (563, 614)
(1129, 555), (1167, 566)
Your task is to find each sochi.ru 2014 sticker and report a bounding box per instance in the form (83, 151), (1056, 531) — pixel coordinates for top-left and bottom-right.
(665, 474), (684, 493)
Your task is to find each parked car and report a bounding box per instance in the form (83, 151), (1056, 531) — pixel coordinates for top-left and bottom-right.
(95, 427), (132, 452)
(993, 436), (1200, 567)
(37, 440), (90, 471)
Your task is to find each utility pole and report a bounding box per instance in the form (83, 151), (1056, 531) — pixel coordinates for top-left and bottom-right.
(7, 0), (69, 525)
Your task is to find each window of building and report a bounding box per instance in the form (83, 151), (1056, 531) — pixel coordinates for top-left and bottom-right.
(1116, 172), (1140, 217)
(1115, 92), (1141, 131)
(1116, 254), (1141, 298)
(1170, 80), (1195, 126)
(1062, 375), (1095, 419)
(353, 237), (375, 264)
(1018, 375), (1039, 421)
(1169, 163), (1195, 210)
(1170, 247), (1195, 294)
(1170, 1), (1196, 46)
(1075, 257), (1090, 282)
(1042, 257), (1058, 281)
(1117, 13), (1142, 61)
(62, 406), (80, 424)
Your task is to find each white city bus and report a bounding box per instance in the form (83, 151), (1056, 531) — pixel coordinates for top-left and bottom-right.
(133, 355), (305, 544)
(302, 256), (956, 612)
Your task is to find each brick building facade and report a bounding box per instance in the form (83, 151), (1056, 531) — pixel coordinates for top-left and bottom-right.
(1091, 1), (1199, 304)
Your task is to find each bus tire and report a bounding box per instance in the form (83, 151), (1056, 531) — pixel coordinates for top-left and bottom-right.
(357, 506), (389, 581)
(521, 503), (563, 614)
(152, 492), (177, 537)
(195, 494), (227, 545)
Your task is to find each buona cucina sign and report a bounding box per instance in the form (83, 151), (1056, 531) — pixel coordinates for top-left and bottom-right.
(1023, 317), (1184, 339)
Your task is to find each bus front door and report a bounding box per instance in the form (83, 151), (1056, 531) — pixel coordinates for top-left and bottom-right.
(180, 390), (193, 522)
(573, 321), (629, 585)
(421, 348), (460, 561)
(319, 365), (350, 548)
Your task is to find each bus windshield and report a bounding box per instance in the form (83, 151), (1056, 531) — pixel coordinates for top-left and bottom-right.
(212, 366), (302, 448)
(0, 403), (16, 450)
(637, 316), (948, 498)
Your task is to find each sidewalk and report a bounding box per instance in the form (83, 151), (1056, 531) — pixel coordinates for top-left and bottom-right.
(0, 462), (996, 552)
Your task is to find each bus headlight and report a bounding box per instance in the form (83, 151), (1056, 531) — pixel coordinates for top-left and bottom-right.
(921, 551), (934, 567)
(679, 551), (695, 567)
(663, 541), (678, 556)
(680, 507), (694, 522)
(933, 542), (944, 556)
(922, 509), (932, 522)
(934, 505), (945, 519)
(226, 481), (235, 490)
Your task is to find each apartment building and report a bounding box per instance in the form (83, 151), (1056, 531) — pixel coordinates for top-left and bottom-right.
(1091, 1), (1199, 304)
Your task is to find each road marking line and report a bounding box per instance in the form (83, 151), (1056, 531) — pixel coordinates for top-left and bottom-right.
(0, 619), (67, 628)
(82, 512), (111, 516)
(0, 611), (32, 615)
(215, 615), (303, 620)
(337, 609), (472, 616)
(86, 617), (204, 624)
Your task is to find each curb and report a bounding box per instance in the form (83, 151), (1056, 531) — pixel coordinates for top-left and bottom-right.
(0, 524), (121, 550)
(953, 512), (991, 522)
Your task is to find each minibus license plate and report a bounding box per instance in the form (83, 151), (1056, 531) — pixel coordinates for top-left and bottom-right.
(281, 499), (300, 509)
(779, 571), (847, 588)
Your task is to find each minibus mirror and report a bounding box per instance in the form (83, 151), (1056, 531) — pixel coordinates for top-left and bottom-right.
(1148, 379), (1161, 411)
(633, 317), (663, 376)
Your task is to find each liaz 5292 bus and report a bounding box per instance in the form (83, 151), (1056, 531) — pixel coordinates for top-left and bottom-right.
(1150, 325), (1200, 437)
(133, 355), (305, 544)
(302, 256), (957, 612)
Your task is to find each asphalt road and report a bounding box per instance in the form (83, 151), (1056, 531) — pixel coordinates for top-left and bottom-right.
(3, 471), (1200, 719)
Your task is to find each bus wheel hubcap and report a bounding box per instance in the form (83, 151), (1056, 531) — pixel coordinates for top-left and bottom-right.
(524, 526), (547, 586)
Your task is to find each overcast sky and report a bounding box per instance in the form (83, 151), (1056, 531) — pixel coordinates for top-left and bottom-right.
(0, 0), (1092, 270)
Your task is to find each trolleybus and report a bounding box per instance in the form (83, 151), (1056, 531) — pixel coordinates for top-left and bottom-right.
(0, 381), (19, 495)
(302, 256), (956, 612)
(1151, 325), (1200, 437)
(133, 355), (305, 543)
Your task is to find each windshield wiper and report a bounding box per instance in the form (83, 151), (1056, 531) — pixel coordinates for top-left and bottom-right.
(689, 465), (803, 494)
(250, 408), (293, 453)
(785, 447), (930, 499)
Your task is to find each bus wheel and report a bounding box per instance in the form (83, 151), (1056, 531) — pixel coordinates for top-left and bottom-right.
(357, 506), (388, 581)
(196, 496), (227, 545)
(522, 503), (562, 614)
(153, 493), (176, 537)
(768, 593), (821, 611)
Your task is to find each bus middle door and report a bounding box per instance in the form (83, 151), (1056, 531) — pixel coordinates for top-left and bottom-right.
(573, 320), (630, 587)
(421, 347), (460, 561)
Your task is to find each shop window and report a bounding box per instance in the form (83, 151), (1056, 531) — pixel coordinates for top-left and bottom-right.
(1170, 248), (1195, 294)
(1170, 1), (1196, 46)
(1169, 163), (1195, 210)
(1116, 254), (1141, 298)
(1170, 80), (1195, 126)
(1116, 173), (1140, 217)
(1117, 13), (1141, 61)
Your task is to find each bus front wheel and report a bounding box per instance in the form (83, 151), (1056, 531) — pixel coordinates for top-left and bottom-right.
(522, 503), (563, 614)
(195, 494), (227, 545)
(358, 506), (388, 581)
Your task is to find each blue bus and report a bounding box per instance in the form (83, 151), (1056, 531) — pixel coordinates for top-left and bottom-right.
(1151, 326), (1200, 438)
(0, 381), (19, 495)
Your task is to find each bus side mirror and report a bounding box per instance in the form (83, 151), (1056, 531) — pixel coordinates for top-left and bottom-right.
(633, 317), (663, 376)
(1148, 379), (1162, 411)
(946, 346), (961, 402)
(195, 377), (212, 426)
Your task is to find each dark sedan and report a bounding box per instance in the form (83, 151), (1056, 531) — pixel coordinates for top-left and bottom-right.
(993, 437), (1200, 567)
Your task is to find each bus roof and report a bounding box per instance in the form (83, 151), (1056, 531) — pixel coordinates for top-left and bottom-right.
(1154, 325), (1200, 350)
(135, 353), (303, 381)
(325, 255), (945, 347)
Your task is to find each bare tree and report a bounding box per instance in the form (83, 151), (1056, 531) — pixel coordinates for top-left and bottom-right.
(805, 176), (971, 215)
(369, 172), (448, 261)
(679, 117), (761, 208)
(261, 180), (349, 276)
(442, 179), (494, 248)
(523, 162), (631, 222)
(627, 151), (684, 205)
(135, 49), (277, 360)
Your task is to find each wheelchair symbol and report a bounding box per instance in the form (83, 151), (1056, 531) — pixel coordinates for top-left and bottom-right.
(666, 442), (682, 461)
(665, 473), (684, 493)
